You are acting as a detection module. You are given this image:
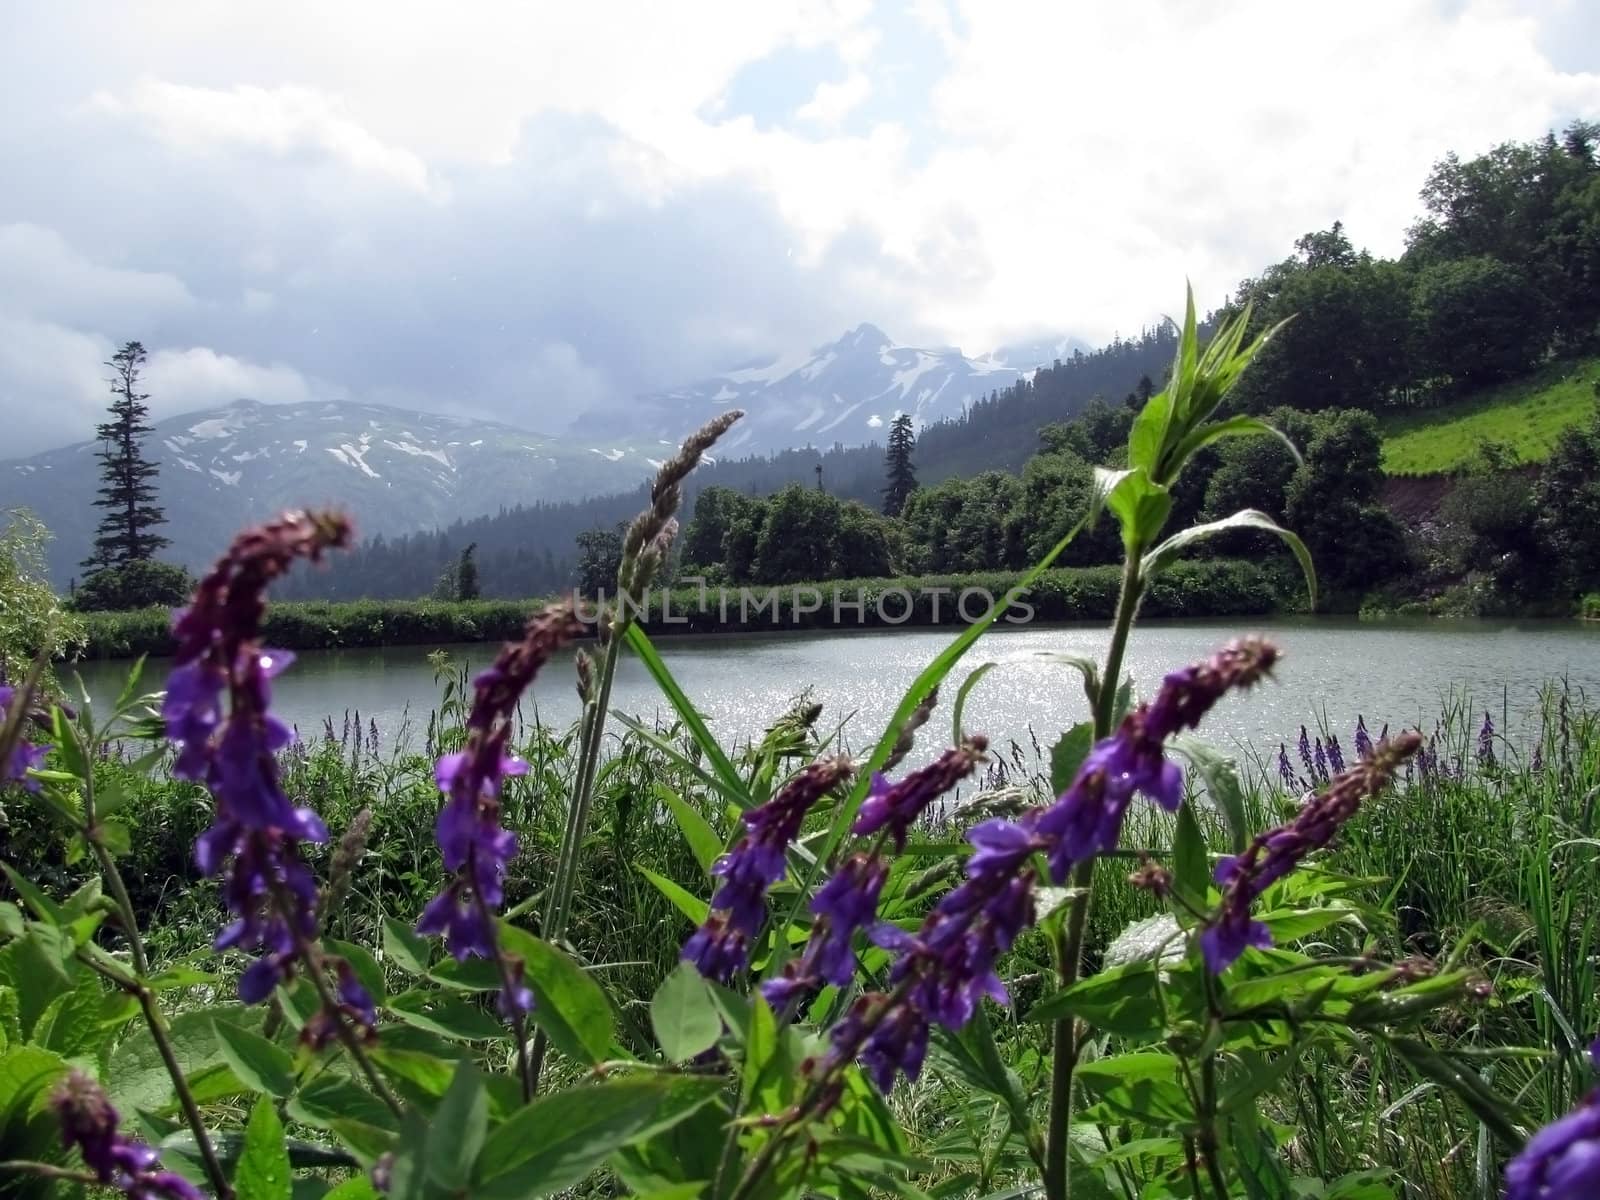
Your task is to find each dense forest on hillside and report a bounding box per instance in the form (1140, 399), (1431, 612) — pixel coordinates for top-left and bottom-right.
(278, 120), (1600, 609)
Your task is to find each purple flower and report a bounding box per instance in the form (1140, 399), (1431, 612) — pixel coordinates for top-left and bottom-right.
(1203, 731), (1422, 973)
(1532, 743), (1545, 774)
(1032, 638), (1277, 884)
(761, 853), (889, 1010)
(684, 755), (854, 981)
(52, 1070), (202, 1200)
(1354, 715), (1374, 761)
(304, 960), (379, 1050)
(164, 511), (351, 1003)
(1298, 725), (1314, 778)
(1478, 711), (1497, 769)
(1277, 742), (1296, 789)
(1326, 735), (1346, 776)
(1313, 737), (1328, 784)
(0, 685), (47, 792)
(855, 738), (988, 849)
(1505, 1090), (1600, 1199)
(418, 605), (585, 1018)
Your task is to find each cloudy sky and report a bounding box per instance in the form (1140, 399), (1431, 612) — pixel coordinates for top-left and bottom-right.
(2, 0), (1597, 454)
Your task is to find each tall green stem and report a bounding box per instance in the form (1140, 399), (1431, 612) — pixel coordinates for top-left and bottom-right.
(529, 612), (627, 1093)
(1044, 550), (1144, 1200)
(84, 755), (233, 1200)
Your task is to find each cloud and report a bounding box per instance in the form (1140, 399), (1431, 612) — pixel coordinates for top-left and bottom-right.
(93, 80), (437, 195)
(0, 0), (1595, 459)
(144, 346), (327, 411)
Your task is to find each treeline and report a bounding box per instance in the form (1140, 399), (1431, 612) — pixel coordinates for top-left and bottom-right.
(79, 558), (1277, 659)
(682, 402), (1398, 601)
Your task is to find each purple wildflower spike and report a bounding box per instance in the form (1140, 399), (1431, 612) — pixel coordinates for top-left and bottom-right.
(1277, 742), (1296, 789)
(1202, 731), (1422, 973)
(1354, 715), (1374, 761)
(1532, 742), (1545, 774)
(416, 603), (584, 1017)
(1033, 638), (1278, 884)
(1313, 737), (1328, 785)
(683, 755), (854, 981)
(762, 852), (890, 1011)
(855, 736), (989, 849)
(0, 685), (47, 791)
(1478, 711), (1497, 769)
(1326, 734), (1346, 775)
(1298, 725), (1314, 777)
(164, 510), (350, 1001)
(52, 1070), (202, 1200)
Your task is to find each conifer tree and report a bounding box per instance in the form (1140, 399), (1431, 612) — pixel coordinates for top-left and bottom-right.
(882, 413), (919, 516)
(455, 542), (481, 600)
(83, 342), (168, 570)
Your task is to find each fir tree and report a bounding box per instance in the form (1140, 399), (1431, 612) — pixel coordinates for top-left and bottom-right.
(455, 542), (481, 601)
(882, 413), (918, 516)
(83, 342), (168, 570)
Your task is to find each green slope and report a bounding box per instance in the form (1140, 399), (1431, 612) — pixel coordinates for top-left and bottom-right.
(1380, 356), (1599, 476)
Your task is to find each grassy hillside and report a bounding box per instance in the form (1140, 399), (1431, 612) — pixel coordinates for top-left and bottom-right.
(1380, 355), (1599, 475)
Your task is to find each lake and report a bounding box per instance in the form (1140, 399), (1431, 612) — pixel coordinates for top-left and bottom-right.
(73, 617), (1600, 767)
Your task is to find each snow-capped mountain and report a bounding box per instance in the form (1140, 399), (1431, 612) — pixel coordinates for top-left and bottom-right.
(573, 323), (1031, 454)
(987, 333), (1095, 372)
(1, 399), (659, 584)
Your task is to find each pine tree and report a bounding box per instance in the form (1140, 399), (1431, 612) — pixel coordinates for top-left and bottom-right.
(882, 413), (918, 516)
(83, 342), (168, 570)
(455, 542), (481, 601)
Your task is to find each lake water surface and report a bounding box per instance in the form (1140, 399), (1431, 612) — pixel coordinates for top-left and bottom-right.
(74, 618), (1600, 765)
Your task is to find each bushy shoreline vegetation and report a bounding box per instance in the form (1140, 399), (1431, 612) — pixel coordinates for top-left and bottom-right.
(75, 558), (1282, 660)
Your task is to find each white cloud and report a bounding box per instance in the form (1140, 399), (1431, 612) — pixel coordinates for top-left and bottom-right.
(797, 73), (872, 125)
(0, 223), (193, 325)
(93, 80), (437, 195)
(143, 346), (328, 411)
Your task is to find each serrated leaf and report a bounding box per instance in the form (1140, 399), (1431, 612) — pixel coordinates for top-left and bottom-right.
(650, 962), (721, 1063)
(1102, 914), (1183, 969)
(214, 1019), (296, 1098)
(234, 1095), (291, 1200)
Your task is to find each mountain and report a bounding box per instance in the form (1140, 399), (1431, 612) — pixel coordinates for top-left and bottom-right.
(0, 398), (661, 584)
(571, 323), (1027, 454)
(988, 333), (1095, 371)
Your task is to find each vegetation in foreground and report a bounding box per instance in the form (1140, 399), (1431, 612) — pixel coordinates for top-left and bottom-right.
(1, 294), (1595, 1200)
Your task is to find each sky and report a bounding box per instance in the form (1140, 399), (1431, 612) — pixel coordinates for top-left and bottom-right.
(1, 0), (1598, 454)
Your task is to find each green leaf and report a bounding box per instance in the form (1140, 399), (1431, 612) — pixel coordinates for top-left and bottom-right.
(1170, 737), (1250, 856)
(385, 990), (508, 1042)
(1102, 914), (1183, 969)
(650, 962), (721, 1064)
(1171, 799), (1209, 915)
(636, 866), (710, 927)
(324, 938), (386, 1005)
(49, 704), (92, 784)
(1049, 723), (1094, 797)
(1026, 962), (1164, 1036)
(498, 925), (617, 1065)
(623, 624), (748, 805)
(428, 1060), (490, 1191)
(427, 956), (504, 992)
(1142, 508), (1316, 610)
(951, 662), (997, 746)
(109, 1007), (237, 1114)
(1128, 388), (1175, 475)
(1167, 414), (1302, 478)
(655, 784), (723, 876)
(1105, 469), (1172, 552)
(322, 1180), (380, 1200)
(382, 917), (431, 976)
(2, 865), (63, 926)
(234, 1095), (291, 1200)
(214, 1019), (296, 1099)
(472, 1075), (724, 1199)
